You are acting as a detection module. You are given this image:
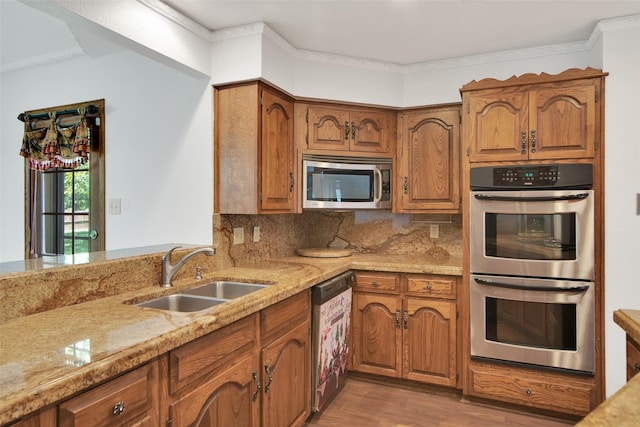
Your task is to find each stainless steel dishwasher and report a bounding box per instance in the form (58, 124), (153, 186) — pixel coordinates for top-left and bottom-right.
(311, 271), (354, 413)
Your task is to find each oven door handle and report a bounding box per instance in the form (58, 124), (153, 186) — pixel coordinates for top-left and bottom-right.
(473, 193), (589, 202)
(473, 277), (590, 292)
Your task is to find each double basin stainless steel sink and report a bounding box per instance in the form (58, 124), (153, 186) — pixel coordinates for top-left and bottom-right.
(136, 281), (267, 312)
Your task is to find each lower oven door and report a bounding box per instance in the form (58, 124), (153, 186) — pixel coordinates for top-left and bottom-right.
(470, 274), (595, 373)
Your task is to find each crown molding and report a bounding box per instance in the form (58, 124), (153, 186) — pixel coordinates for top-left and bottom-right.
(137, 0), (211, 40)
(146, 3), (640, 73)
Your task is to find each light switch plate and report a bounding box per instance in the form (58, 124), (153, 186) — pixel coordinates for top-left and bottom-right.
(233, 227), (244, 245)
(108, 198), (121, 215)
(430, 224), (439, 239)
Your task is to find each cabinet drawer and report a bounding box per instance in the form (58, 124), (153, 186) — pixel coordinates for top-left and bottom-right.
(59, 362), (156, 427)
(354, 272), (399, 293)
(469, 365), (592, 415)
(170, 314), (258, 394)
(405, 275), (456, 299)
(261, 290), (310, 345)
(627, 335), (640, 381)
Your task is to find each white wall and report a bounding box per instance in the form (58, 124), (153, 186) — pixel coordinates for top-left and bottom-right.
(0, 50), (214, 261)
(601, 21), (640, 397)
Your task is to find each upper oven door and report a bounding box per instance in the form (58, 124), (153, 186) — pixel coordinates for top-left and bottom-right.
(470, 189), (594, 280)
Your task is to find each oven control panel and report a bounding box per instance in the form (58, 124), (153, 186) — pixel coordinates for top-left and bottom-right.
(470, 164), (593, 190)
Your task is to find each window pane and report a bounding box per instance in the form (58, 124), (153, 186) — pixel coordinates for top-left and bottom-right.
(73, 170), (90, 212)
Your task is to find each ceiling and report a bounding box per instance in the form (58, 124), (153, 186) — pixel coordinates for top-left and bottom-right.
(2, 0), (640, 73)
(162, 0), (640, 64)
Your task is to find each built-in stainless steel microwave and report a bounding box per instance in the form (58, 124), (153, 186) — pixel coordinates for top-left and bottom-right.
(302, 155), (392, 210)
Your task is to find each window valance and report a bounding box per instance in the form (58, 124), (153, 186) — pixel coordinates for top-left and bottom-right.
(19, 105), (96, 171)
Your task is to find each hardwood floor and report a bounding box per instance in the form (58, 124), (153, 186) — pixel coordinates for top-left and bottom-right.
(305, 377), (574, 427)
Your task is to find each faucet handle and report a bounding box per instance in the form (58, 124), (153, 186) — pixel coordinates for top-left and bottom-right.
(163, 246), (182, 262)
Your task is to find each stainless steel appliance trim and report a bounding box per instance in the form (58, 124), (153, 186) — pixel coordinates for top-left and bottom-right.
(470, 274), (595, 373)
(469, 189), (595, 281)
(302, 158), (392, 210)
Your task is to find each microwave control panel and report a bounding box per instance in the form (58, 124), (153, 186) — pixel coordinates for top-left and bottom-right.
(470, 164), (593, 190)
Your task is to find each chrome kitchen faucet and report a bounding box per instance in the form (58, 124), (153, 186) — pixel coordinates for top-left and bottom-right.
(160, 246), (215, 287)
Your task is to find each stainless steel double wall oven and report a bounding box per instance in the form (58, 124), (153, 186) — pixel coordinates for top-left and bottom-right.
(469, 164), (596, 373)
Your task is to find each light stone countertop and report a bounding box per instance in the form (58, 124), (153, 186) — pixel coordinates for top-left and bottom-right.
(577, 309), (640, 426)
(0, 253), (462, 424)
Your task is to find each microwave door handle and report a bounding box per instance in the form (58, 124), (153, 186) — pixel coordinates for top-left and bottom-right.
(473, 277), (590, 292)
(373, 168), (383, 205)
(473, 193), (589, 202)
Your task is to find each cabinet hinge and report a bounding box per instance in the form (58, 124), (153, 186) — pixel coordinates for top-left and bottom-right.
(166, 418), (173, 427)
(456, 372), (459, 382)
(259, 193), (263, 202)
(595, 93), (599, 103)
(306, 110), (309, 123)
(459, 113), (462, 124)
(260, 96), (263, 106)
(466, 147), (470, 157)
(456, 309), (459, 319)
(595, 139), (599, 150)
(306, 134), (309, 146)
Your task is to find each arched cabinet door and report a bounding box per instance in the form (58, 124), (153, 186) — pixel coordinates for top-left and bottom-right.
(169, 352), (260, 427)
(351, 293), (402, 377)
(403, 298), (457, 387)
(397, 106), (460, 212)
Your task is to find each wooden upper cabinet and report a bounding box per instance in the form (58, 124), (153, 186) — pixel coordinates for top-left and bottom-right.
(306, 105), (395, 155)
(462, 68), (606, 163)
(261, 88), (295, 211)
(215, 82), (295, 214)
(396, 105), (460, 212)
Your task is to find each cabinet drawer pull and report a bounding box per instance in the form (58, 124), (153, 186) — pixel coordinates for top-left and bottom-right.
(525, 388), (533, 397)
(252, 370), (261, 401)
(112, 401), (125, 416)
(371, 280), (379, 287)
(395, 309), (401, 328)
(264, 364), (273, 393)
(634, 362), (640, 373)
(425, 283), (432, 290)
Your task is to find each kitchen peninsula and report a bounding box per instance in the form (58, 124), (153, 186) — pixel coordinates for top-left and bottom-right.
(0, 246), (462, 425)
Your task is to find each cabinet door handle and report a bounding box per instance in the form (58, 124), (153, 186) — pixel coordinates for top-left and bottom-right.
(403, 177), (408, 195)
(525, 388), (533, 396)
(371, 280), (378, 287)
(634, 362), (640, 373)
(351, 121), (356, 140)
(112, 401), (125, 416)
(531, 130), (537, 153)
(264, 364), (273, 393)
(252, 370), (261, 401)
(403, 310), (408, 329)
(520, 131), (527, 154)
(395, 309), (401, 328)
(289, 172), (295, 193)
(425, 282), (432, 291)
(344, 121), (350, 140)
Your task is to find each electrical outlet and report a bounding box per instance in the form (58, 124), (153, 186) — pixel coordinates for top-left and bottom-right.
(233, 227), (244, 245)
(252, 225), (260, 243)
(430, 224), (439, 239)
(108, 198), (121, 215)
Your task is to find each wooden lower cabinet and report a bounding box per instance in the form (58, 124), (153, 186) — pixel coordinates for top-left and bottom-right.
(468, 361), (595, 416)
(59, 360), (160, 427)
(351, 272), (458, 388)
(165, 290), (311, 427)
(5, 407), (56, 427)
(626, 335), (640, 381)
